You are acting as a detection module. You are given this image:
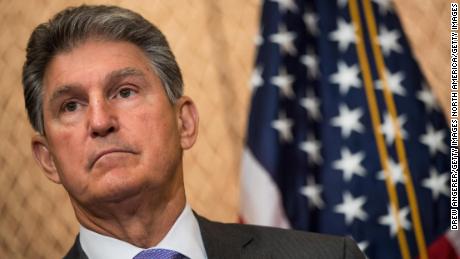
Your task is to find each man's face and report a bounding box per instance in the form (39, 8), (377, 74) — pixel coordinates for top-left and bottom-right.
(33, 40), (196, 205)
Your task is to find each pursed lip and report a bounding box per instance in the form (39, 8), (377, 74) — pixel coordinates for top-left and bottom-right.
(88, 148), (137, 170)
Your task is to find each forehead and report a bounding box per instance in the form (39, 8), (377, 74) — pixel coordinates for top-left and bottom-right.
(43, 40), (154, 95)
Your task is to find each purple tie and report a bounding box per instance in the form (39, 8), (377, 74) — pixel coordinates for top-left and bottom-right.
(133, 248), (187, 259)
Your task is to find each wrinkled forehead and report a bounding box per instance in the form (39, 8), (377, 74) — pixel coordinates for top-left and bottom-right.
(42, 39), (155, 94)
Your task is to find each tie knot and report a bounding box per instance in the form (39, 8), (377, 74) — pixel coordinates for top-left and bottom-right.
(133, 248), (186, 259)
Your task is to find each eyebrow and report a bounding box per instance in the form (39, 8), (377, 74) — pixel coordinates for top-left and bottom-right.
(104, 67), (146, 89)
(48, 84), (82, 105)
(48, 67), (147, 105)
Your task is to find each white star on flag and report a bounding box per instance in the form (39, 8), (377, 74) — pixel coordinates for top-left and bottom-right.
(331, 104), (365, 138)
(416, 84), (440, 112)
(250, 66), (264, 92)
(269, 0), (298, 13)
(299, 133), (322, 164)
(333, 148), (366, 182)
(357, 241), (369, 254)
(300, 48), (319, 79)
(334, 191), (368, 225)
(300, 90), (321, 121)
(330, 61), (362, 95)
(380, 113), (408, 145)
(372, 0), (394, 15)
(271, 111), (294, 143)
(303, 11), (319, 35)
(376, 158), (405, 185)
(375, 69), (406, 96)
(378, 205), (411, 237)
(422, 168), (450, 200)
(271, 67), (295, 99)
(338, 0), (349, 8)
(269, 24), (297, 56)
(299, 175), (324, 209)
(420, 124), (448, 156)
(377, 26), (402, 56)
(329, 18), (357, 52)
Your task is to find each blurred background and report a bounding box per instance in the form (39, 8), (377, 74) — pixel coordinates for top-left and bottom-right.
(0, 0), (452, 258)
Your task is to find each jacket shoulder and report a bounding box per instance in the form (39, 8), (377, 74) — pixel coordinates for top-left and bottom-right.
(197, 216), (365, 259)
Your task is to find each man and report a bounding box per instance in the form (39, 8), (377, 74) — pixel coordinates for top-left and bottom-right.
(22, 5), (364, 259)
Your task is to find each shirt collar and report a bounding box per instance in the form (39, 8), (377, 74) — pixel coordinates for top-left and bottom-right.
(79, 204), (207, 259)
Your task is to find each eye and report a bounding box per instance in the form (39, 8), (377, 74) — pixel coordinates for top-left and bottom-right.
(116, 88), (136, 99)
(62, 101), (80, 112)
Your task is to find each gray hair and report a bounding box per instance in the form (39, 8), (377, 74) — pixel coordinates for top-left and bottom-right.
(22, 5), (183, 134)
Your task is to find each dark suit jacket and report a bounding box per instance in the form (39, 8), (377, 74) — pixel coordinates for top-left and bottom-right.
(64, 215), (365, 259)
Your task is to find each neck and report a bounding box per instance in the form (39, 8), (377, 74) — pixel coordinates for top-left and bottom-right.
(70, 175), (186, 248)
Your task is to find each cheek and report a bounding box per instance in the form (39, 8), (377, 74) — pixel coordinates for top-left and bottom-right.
(137, 110), (181, 163)
(145, 115), (179, 149)
(49, 130), (88, 179)
(51, 128), (85, 156)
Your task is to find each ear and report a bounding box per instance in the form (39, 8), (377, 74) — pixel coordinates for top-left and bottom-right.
(31, 134), (61, 184)
(176, 96), (199, 150)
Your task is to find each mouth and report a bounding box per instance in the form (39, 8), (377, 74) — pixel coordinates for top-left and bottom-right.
(88, 148), (137, 170)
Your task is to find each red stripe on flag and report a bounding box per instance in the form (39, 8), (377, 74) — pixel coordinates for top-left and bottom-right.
(421, 235), (459, 259)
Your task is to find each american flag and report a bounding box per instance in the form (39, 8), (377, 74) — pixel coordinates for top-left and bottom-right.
(240, 0), (457, 258)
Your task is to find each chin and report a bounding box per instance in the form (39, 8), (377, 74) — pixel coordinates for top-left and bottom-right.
(88, 170), (147, 204)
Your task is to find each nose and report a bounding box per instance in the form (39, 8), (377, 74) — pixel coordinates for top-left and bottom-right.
(88, 99), (118, 138)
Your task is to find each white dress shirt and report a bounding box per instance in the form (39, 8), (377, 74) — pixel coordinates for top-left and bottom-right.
(79, 204), (207, 259)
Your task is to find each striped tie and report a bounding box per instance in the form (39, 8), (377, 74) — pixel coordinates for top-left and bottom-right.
(133, 248), (187, 259)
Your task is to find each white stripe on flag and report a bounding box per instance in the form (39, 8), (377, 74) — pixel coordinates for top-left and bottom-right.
(240, 148), (291, 229)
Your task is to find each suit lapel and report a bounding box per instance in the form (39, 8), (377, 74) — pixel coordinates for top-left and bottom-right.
(196, 214), (250, 259)
(195, 214), (271, 259)
(63, 235), (88, 259)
